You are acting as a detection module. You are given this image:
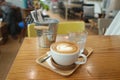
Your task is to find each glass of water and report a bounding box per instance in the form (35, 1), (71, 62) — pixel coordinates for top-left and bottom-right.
(69, 30), (88, 54)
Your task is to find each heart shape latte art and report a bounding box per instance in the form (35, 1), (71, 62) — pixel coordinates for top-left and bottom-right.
(51, 41), (79, 54)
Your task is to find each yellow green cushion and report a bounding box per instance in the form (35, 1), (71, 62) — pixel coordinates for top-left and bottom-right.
(27, 21), (85, 37)
(27, 23), (37, 37)
(57, 21), (85, 34)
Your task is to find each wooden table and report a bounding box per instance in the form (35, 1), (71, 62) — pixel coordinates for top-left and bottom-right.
(6, 35), (120, 80)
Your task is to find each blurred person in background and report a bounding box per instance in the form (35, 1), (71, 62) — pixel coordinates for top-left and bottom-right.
(0, 0), (22, 41)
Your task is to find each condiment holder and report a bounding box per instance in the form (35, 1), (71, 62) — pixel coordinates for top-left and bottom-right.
(34, 19), (59, 48)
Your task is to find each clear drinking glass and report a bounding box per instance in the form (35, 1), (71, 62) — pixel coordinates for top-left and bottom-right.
(38, 31), (57, 48)
(69, 30), (88, 54)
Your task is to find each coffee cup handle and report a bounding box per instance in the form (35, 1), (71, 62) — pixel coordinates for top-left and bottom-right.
(75, 54), (87, 64)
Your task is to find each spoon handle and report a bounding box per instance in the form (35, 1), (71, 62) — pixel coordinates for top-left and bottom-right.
(40, 55), (51, 63)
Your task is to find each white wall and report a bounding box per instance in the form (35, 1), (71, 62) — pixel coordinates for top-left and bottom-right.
(5, 0), (27, 9)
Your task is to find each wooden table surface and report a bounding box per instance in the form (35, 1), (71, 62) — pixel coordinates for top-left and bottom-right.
(6, 35), (120, 80)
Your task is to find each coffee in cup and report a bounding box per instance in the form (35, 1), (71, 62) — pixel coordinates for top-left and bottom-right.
(51, 41), (79, 54)
(50, 41), (87, 66)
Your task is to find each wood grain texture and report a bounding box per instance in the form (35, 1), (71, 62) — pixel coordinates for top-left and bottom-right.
(6, 35), (120, 80)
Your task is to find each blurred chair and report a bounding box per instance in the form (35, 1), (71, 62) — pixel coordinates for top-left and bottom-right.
(57, 21), (85, 34)
(83, 4), (95, 22)
(69, 1), (84, 20)
(97, 18), (113, 35)
(51, 0), (59, 13)
(58, 1), (72, 19)
(104, 11), (120, 35)
(27, 21), (85, 37)
(58, 1), (65, 17)
(27, 23), (36, 37)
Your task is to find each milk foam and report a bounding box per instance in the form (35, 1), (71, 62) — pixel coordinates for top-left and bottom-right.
(56, 43), (73, 52)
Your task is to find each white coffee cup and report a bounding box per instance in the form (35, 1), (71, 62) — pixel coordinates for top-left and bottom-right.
(50, 41), (87, 66)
